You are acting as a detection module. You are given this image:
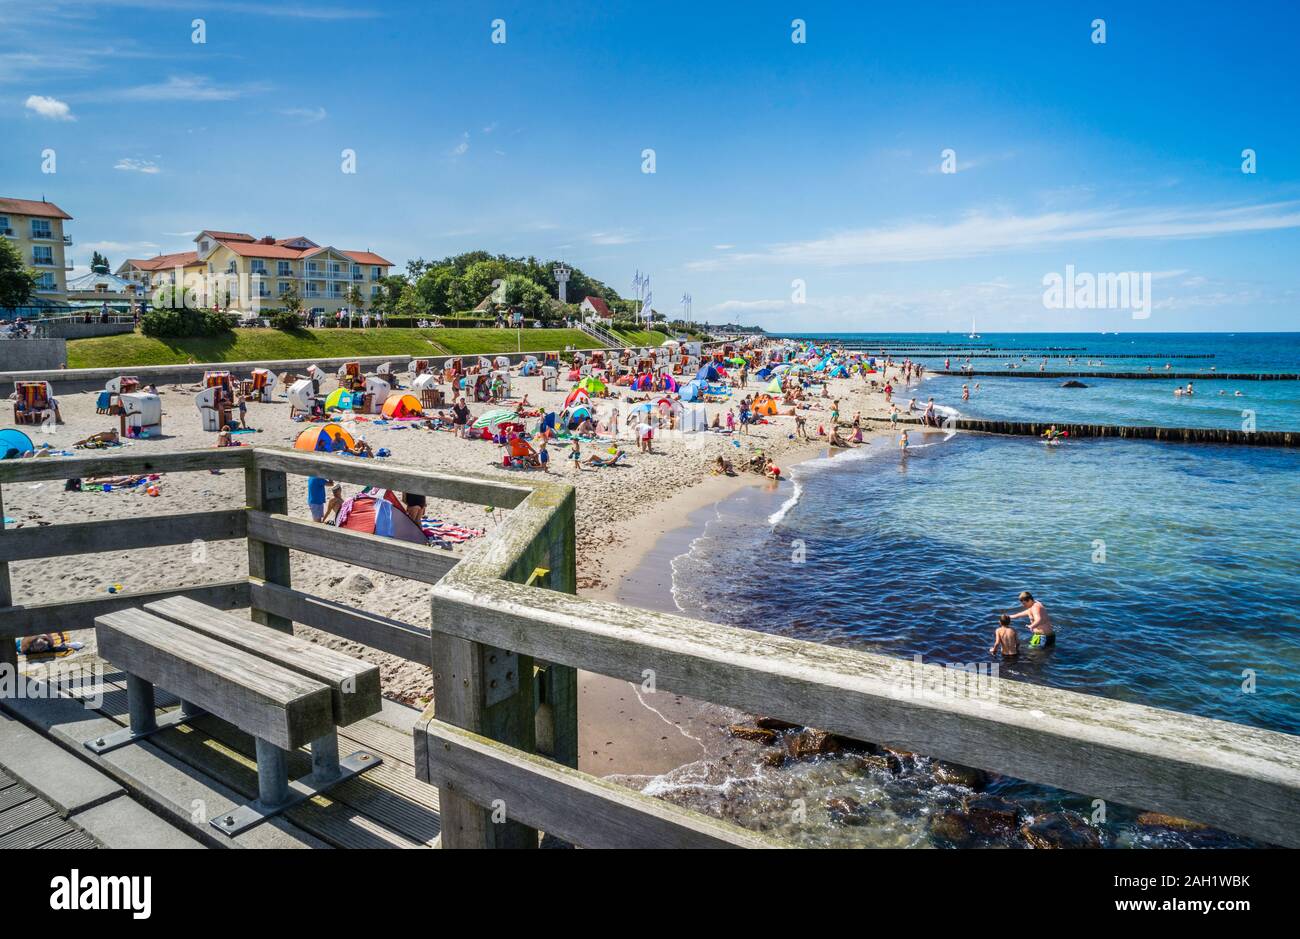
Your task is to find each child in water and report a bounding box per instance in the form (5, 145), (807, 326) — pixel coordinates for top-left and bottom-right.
(990, 614), (1019, 657)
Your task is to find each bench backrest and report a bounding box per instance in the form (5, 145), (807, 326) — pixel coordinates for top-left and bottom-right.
(96, 608), (334, 750)
(143, 595), (381, 726)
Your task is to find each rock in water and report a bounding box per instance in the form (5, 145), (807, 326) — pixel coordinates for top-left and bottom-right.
(827, 796), (868, 826)
(754, 716), (802, 732)
(727, 724), (778, 745)
(786, 729), (842, 760)
(1135, 812), (1208, 832)
(929, 812), (974, 846)
(1021, 812), (1102, 849)
(962, 795), (1022, 837)
(1061, 380), (1088, 388)
(933, 761), (990, 790)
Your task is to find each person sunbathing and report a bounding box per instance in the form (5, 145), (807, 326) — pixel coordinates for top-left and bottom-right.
(74, 430), (120, 449)
(348, 439), (374, 458)
(584, 449), (625, 467)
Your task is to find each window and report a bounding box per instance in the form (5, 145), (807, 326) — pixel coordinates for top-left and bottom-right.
(31, 219), (52, 239)
(36, 272), (56, 290)
(32, 246), (54, 265)
(228, 260), (237, 273)
(0, 216), (10, 235)
(278, 281), (291, 295)
(277, 260), (292, 276)
(371, 285), (381, 297)
(371, 266), (382, 281)
(251, 260), (266, 274)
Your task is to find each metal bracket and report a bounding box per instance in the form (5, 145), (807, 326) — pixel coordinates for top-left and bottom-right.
(482, 647), (519, 707)
(84, 704), (203, 755)
(209, 750), (382, 837)
(525, 567), (551, 588)
(261, 470), (287, 501)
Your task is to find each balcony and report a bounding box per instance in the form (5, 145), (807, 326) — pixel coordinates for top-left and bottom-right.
(0, 228), (13, 238)
(31, 257), (57, 267)
(63, 234), (73, 245)
(29, 230), (58, 241)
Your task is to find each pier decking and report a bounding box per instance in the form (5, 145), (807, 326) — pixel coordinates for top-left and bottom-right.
(3, 446), (1299, 848)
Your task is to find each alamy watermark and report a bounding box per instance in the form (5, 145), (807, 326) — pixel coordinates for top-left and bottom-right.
(1043, 265), (1152, 320)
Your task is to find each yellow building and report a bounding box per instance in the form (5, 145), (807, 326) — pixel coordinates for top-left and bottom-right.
(0, 196), (74, 302)
(119, 230), (393, 318)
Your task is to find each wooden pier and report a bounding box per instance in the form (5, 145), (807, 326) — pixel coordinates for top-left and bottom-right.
(3, 447), (1299, 848)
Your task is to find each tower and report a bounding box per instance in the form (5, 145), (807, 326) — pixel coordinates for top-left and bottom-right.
(553, 264), (571, 304)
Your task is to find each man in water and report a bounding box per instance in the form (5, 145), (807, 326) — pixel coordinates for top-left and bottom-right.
(1006, 591), (1055, 646)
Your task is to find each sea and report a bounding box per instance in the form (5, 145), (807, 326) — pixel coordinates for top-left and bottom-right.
(641, 332), (1300, 848)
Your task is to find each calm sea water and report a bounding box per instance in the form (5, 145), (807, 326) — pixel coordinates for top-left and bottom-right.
(786, 332), (1300, 431)
(655, 333), (1299, 847)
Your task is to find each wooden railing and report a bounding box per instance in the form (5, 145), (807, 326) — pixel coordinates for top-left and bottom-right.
(3, 446), (1299, 849)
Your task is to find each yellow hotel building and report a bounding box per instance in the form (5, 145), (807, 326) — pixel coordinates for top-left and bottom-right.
(0, 196), (74, 304)
(118, 230), (393, 317)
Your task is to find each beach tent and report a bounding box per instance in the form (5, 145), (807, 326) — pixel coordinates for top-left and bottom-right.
(472, 408), (521, 432)
(535, 411), (557, 435)
(0, 428), (34, 459)
(679, 380), (704, 402)
(695, 363), (721, 383)
(559, 404), (593, 430)
(755, 367), (772, 381)
(293, 423), (356, 453)
(381, 393), (424, 419)
(564, 387), (591, 409)
(575, 375), (606, 395)
(324, 388), (355, 411)
(751, 394), (779, 416)
(337, 489), (426, 543)
(662, 373), (679, 393)
(765, 377), (783, 394)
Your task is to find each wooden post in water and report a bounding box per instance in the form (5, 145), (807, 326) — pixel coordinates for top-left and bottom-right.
(246, 466), (292, 633)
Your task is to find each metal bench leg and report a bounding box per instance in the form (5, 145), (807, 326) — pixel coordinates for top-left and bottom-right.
(85, 674), (203, 755)
(211, 733), (384, 837)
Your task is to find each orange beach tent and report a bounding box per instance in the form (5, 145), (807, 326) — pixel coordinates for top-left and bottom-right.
(293, 422), (356, 452)
(380, 393), (424, 419)
(751, 394), (779, 416)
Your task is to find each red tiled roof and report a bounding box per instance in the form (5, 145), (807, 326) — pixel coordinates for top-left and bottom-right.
(222, 241), (317, 260)
(582, 296), (612, 316)
(0, 197), (72, 220)
(343, 250), (392, 266)
(125, 251), (200, 271)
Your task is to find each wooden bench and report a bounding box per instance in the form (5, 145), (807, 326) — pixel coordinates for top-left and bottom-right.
(87, 602), (384, 836)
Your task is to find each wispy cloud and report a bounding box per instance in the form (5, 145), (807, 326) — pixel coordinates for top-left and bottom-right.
(589, 230), (639, 246)
(279, 106), (327, 124)
(24, 94), (75, 120)
(691, 201), (1300, 270)
(449, 132), (470, 157)
(90, 74), (268, 103)
(114, 157), (159, 174)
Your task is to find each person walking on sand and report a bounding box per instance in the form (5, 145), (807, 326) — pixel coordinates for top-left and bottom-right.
(1006, 591), (1056, 646)
(307, 475), (330, 522)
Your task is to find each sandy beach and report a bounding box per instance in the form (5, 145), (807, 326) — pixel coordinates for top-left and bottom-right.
(5, 354), (903, 779)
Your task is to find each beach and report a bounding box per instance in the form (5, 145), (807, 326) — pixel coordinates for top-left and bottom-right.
(4, 354), (894, 779)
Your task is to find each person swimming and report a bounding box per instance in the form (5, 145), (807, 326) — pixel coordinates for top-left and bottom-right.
(990, 613), (1019, 657)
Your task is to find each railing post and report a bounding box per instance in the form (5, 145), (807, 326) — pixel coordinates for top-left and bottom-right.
(0, 482), (16, 681)
(245, 462), (292, 633)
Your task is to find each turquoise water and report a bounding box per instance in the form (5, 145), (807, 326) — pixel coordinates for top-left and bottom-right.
(782, 332), (1300, 431)
(660, 333), (1299, 847)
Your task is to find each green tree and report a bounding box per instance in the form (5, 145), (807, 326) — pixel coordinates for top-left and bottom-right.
(281, 281), (304, 317)
(501, 274), (550, 317)
(0, 237), (38, 310)
(451, 259), (508, 310)
(90, 250), (111, 272)
(414, 266), (456, 315)
(346, 284), (366, 319)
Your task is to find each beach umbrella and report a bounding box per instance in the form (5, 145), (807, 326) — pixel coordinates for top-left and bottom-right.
(472, 407), (520, 430)
(324, 388), (354, 410)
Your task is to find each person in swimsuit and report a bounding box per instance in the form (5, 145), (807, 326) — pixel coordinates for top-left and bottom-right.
(1007, 591), (1055, 646)
(990, 614), (1019, 657)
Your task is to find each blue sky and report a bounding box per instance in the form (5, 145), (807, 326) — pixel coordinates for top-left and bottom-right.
(4, 0), (1299, 331)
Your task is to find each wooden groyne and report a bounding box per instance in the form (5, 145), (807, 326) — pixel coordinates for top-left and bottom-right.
(880, 352), (1217, 360)
(878, 415), (1298, 447)
(931, 369), (1297, 381)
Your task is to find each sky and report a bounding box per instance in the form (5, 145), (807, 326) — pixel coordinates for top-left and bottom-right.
(3, 0), (1299, 332)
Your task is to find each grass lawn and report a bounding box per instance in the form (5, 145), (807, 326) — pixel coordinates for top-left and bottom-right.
(613, 329), (671, 347)
(65, 328), (601, 369)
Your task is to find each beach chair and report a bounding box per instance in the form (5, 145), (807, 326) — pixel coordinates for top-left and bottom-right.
(14, 381), (57, 425)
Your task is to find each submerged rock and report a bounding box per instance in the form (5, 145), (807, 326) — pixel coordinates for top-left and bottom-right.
(1021, 812), (1102, 849)
(929, 812), (975, 846)
(1061, 380), (1088, 388)
(827, 796), (869, 826)
(962, 795), (1023, 837)
(1136, 811), (1208, 832)
(786, 729), (842, 760)
(933, 761), (990, 790)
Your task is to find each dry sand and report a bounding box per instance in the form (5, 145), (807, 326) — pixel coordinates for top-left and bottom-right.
(6, 357), (909, 777)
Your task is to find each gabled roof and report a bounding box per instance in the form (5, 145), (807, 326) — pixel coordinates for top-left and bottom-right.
(581, 296), (612, 316)
(0, 197), (72, 220)
(343, 250), (392, 266)
(119, 251), (200, 272)
(197, 230), (254, 243)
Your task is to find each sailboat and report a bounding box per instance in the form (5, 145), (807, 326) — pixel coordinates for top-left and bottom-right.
(968, 315), (980, 340)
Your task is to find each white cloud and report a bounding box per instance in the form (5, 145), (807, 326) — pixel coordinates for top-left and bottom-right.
(279, 106), (326, 124)
(114, 158), (159, 174)
(106, 75), (264, 102)
(24, 94), (74, 120)
(449, 132), (469, 157)
(690, 201), (1300, 270)
(589, 230), (638, 245)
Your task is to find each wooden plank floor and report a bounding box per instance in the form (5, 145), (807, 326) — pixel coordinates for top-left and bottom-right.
(56, 657), (441, 848)
(0, 769), (99, 850)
